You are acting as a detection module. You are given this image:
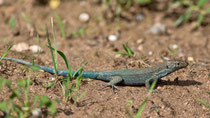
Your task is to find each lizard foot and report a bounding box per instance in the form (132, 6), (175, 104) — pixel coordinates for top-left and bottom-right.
(97, 83), (118, 93)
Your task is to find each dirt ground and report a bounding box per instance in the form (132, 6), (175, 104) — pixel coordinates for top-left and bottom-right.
(0, 0), (209, 118)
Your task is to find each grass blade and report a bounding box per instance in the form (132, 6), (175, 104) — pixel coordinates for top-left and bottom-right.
(168, 47), (176, 57)
(46, 26), (58, 77)
(0, 45), (13, 62)
(54, 12), (66, 37)
(135, 79), (157, 117)
(197, 0), (208, 8)
(194, 98), (210, 108)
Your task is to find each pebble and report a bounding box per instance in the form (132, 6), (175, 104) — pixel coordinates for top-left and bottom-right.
(137, 45), (143, 51)
(148, 51), (153, 55)
(187, 57), (194, 62)
(136, 13), (144, 21)
(0, 0), (3, 5)
(11, 42), (29, 52)
(172, 44), (178, 49)
(149, 23), (166, 34)
(51, 77), (56, 81)
(136, 39), (144, 44)
(29, 45), (43, 53)
(79, 13), (90, 22)
(108, 35), (117, 41)
(32, 108), (41, 117)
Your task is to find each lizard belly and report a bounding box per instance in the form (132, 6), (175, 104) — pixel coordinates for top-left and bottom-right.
(121, 77), (146, 85)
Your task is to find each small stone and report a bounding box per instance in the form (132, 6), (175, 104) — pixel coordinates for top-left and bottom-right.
(137, 45), (143, 51)
(32, 108), (41, 117)
(79, 13), (90, 22)
(115, 54), (121, 58)
(149, 23), (166, 35)
(51, 77), (55, 81)
(11, 42), (29, 52)
(136, 13), (144, 21)
(137, 39), (144, 44)
(172, 44), (178, 49)
(0, 0), (3, 5)
(187, 57), (194, 62)
(148, 51), (153, 55)
(29, 45), (43, 53)
(108, 35), (117, 41)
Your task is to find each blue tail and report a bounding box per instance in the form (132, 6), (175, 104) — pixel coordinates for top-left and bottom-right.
(1, 57), (101, 79)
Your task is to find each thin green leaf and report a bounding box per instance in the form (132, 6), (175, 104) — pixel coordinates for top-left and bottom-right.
(194, 98), (210, 108)
(39, 96), (50, 106)
(74, 70), (83, 104)
(42, 81), (55, 88)
(48, 46), (72, 77)
(0, 45), (13, 62)
(197, 0), (208, 8)
(73, 62), (87, 77)
(184, 8), (192, 22)
(114, 52), (127, 56)
(22, 13), (32, 25)
(197, 14), (204, 24)
(0, 77), (11, 91)
(66, 83), (75, 100)
(168, 47), (176, 57)
(0, 102), (9, 114)
(205, 8), (210, 13)
(79, 26), (87, 36)
(149, 79), (157, 93)
(51, 17), (58, 75)
(9, 18), (16, 29)
(134, 98), (148, 118)
(46, 26), (58, 77)
(135, 79), (157, 117)
(54, 12), (66, 37)
(78, 90), (87, 101)
(175, 15), (185, 26)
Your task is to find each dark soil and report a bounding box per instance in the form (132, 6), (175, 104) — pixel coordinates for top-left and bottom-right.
(0, 0), (209, 118)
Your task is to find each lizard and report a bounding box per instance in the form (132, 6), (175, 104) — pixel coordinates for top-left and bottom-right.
(0, 57), (188, 90)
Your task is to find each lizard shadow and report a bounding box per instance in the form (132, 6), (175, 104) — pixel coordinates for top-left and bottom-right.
(119, 79), (202, 88)
(158, 79), (202, 87)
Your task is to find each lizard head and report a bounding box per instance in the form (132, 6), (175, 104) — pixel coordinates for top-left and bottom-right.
(165, 60), (188, 71)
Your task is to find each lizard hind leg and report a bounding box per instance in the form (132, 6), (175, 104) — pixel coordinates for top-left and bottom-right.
(98, 76), (123, 92)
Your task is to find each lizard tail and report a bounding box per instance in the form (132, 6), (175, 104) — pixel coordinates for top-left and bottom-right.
(1, 57), (58, 75)
(0, 57), (104, 79)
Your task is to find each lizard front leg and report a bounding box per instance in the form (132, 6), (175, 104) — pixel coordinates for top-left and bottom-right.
(99, 76), (123, 92)
(145, 75), (161, 92)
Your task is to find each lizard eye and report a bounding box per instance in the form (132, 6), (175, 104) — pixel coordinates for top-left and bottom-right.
(177, 62), (180, 66)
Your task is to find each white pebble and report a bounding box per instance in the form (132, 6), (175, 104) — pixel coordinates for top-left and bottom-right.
(149, 23), (166, 34)
(0, 0), (3, 5)
(137, 45), (143, 51)
(137, 39), (144, 44)
(136, 13), (144, 21)
(79, 13), (90, 22)
(32, 108), (41, 117)
(108, 35), (117, 41)
(187, 57), (194, 62)
(148, 51), (153, 55)
(29, 45), (43, 53)
(51, 77), (55, 81)
(11, 42), (29, 52)
(172, 44), (178, 49)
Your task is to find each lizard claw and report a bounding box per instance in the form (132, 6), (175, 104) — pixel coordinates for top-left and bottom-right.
(97, 83), (118, 93)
